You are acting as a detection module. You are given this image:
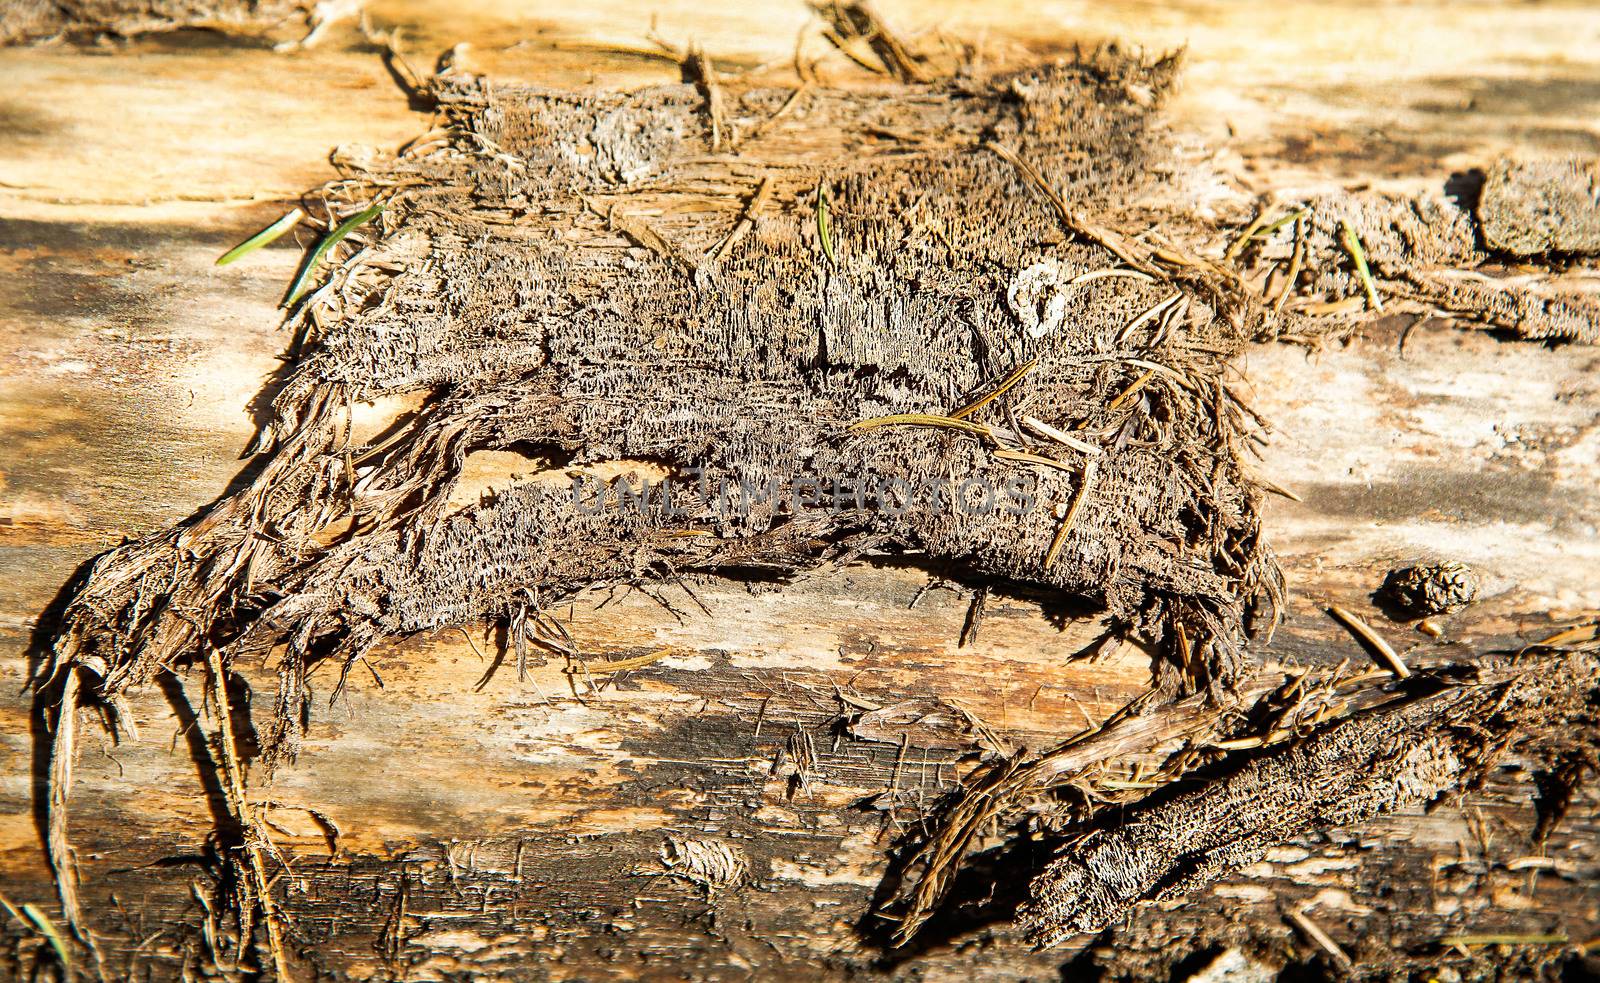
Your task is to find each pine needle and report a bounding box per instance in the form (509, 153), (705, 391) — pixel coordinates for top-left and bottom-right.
(1327, 604), (1409, 678)
(1117, 292), (1182, 343)
(950, 358), (1037, 420)
(1339, 220), (1383, 312)
(1254, 207), (1308, 240)
(1286, 907), (1353, 971)
(564, 649), (671, 675)
(1102, 368), (1157, 415)
(1022, 415), (1102, 456)
(1441, 933), (1567, 948)
(1223, 210), (1270, 262)
(21, 903), (71, 976)
(1226, 207), (1308, 262)
(1068, 267), (1155, 288)
(284, 200), (386, 306)
(1044, 463), (1098, 568)
(216, 208), (305, 266)
(1272, 213), (1307, 312)
(815, 180), (836, 267)
(849, 413), (993, 442)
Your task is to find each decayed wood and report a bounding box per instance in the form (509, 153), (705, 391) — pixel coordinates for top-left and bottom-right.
(1018, 652), (1599, 949)
(2, 2), (1599, 980)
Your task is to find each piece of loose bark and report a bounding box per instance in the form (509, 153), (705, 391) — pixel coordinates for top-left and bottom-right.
(1017, 653), (1599, 947)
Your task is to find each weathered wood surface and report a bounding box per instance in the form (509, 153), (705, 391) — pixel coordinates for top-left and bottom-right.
(1, 2), (1598, 979)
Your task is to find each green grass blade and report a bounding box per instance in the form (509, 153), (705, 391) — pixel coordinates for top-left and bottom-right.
(215, 208), (305, 266)
(1339, 219), (1383, 312)
(1252, 207), (1308, 240)
(22, 903), (71, 976)
(815, 181), (836, 266)
(283, 201), (387, 307)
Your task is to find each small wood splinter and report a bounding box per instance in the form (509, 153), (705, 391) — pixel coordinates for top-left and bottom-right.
(1022, 415), (1102, 456)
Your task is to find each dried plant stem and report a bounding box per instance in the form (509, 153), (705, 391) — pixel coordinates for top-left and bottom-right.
(205, 649), (295, 983)
(46, 669), (83, 942)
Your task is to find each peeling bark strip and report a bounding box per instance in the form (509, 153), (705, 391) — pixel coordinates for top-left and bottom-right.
(1016, 653), (1600, 948)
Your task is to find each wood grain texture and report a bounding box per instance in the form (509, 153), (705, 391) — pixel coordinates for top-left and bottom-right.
(1, 2), (1598, 979)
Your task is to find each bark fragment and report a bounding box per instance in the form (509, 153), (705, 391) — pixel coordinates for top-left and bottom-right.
(1017, 653), (1600, 948)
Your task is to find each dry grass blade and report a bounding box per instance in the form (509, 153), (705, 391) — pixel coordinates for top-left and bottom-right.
(1327, 604), (1409, 678)
(950, 358), (1037, 420)
(1339, 219), (1383, 312)
(216, 208), (305, 266)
